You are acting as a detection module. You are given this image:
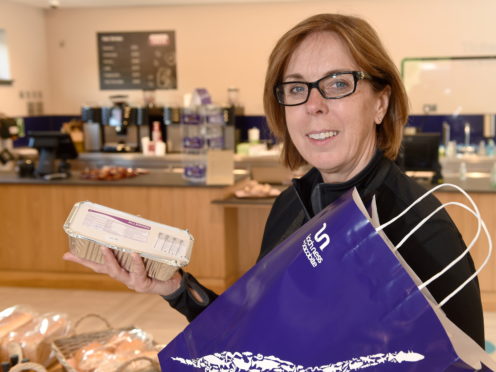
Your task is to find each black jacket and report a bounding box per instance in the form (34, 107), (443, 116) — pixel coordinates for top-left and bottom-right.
(166, 152), (485, 348)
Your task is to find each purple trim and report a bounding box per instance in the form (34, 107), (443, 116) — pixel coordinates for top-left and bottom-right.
(88, 208), (151, 230)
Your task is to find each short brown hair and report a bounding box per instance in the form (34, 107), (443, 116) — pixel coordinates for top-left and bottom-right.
(263, 14), (409, 170)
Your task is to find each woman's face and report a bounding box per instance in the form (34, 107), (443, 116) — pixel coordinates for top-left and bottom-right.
(284, 31), (390, 183)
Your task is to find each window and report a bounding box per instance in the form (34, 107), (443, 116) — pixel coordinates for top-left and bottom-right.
(0, 30), (12, 85)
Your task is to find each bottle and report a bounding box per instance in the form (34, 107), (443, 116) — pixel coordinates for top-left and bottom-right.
(151, 121), (166, 155)
(446, 140), (457, 158)
(478, 139), (486, 156)
(459, 161), (467, 181)
(487, 139), (495, 157)
(181, 107), (206, 183)
(248, 127), (260, 144)
(491, 163), (496, 188)
(442, 121), (450, 148)
(152, 121), (162, 143)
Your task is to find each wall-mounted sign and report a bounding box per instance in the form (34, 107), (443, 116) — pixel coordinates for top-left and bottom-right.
(97, 31), (177, 90)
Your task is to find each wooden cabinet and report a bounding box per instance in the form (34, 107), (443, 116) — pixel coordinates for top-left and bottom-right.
(0, 182), (240, 293)
(223, 191), (496, 312)
(1, 178), (495, 312)
(436, 191), (496, 310)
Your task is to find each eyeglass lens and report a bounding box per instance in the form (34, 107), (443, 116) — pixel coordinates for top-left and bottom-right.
(277, 72), (357, 105)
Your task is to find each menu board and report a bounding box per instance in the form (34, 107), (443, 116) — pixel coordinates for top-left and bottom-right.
(97, 31), (177, 90)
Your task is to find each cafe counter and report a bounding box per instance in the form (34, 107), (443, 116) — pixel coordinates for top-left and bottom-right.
(213, 174), (496, 311)
(0, 169), (250, 294)
(2, 159), (496, 310)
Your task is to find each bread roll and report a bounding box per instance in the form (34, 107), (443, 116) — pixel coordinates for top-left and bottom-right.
(2, 313), (70, 366)
(75, 341), (112, 372)
(0, 318), (38, 361)
(72, 329), (155, 372)
(0, 307), (35, 363)
(0, 308), (33, 339)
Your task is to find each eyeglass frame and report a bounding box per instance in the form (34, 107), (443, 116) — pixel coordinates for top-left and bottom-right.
(274, 70), (373, 106)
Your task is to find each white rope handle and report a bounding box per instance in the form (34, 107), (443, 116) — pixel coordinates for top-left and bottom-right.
(376, 183), (491, 307)
(437, 204), (491, 307)
(394, 201), (479, 253)
(377, 183), (480, 232)
(397, 200), (490, 307)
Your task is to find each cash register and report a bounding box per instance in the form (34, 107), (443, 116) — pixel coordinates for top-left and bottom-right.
(28, 131), (78, 179)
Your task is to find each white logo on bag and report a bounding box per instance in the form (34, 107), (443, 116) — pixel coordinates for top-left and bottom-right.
(314, 223), (330, 251)
(171, 350), (425, 371)
(301, 223), (330, 268)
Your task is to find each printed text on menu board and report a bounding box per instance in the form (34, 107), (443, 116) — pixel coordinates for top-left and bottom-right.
(97, 31), (177, 90)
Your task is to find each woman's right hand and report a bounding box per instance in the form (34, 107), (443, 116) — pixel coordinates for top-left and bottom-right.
(63, 246), (182, 296)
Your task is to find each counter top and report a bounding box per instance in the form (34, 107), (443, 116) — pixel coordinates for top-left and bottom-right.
(210, 176), (496, 209)
(73, 152), (283, 170)
(1, 170), (495, 192)
(390, 175), (496, 193)
(439, 175), (496, 193)
(0, 169), (248, 187)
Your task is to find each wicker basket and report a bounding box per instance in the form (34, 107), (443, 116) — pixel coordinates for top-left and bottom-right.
(116, 356), (160, 372)
(51, 314), (136, 372)
(9, 362), (47, 372)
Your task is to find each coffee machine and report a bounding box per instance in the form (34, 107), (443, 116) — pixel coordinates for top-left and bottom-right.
(81, 96), (149, 153)
(101, 95), (145, 152)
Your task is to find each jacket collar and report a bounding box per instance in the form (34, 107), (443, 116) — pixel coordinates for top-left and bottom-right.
(292, 150), (388, 220)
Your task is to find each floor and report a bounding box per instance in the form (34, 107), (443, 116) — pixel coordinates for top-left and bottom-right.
(0, 286), (188, 347)
(1, 286), (496, 365)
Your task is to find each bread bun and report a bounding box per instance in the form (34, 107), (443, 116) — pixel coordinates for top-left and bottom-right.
(73, 329), (156, 372)
(2, 313), (70, 366)
(75, 341), (111, 371)
(0, 309), (33, 339)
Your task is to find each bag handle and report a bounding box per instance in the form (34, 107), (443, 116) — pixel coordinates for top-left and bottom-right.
(9, 362), (47, 372)
(376, 183), (492, 308)
(74, 313), (112, 334)
(116, 356), (159, 372)
(401, 200), (489, 307)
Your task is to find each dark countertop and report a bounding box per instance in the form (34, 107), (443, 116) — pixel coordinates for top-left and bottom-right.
(0, 169), (248, 188)
(419, 176), (496, 193)
(212, 176), (496, 208)
(2, 166), (496, 195)
(212, 197), (277, 206)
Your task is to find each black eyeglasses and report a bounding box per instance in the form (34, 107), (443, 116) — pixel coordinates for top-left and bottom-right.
(274, 71), (372, 106)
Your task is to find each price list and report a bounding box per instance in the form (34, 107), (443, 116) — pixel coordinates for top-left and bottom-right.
(97, 31), (177, 90)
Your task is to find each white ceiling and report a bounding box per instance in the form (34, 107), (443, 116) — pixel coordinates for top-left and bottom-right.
(7, 0), (303, 9)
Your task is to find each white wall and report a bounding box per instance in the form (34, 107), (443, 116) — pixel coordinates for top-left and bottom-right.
(0, 0), (48, 117)
(5, 0), (496, 116)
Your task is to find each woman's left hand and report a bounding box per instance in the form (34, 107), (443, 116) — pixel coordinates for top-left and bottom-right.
(63, 246), (182, 296)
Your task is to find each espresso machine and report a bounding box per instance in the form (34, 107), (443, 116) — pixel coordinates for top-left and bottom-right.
(81, 96), (149, 153)
(102, 95), (145, 152)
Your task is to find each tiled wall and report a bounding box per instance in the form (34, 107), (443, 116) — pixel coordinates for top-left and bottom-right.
(13, 114), (493, 149)
(13, 115), (80, 147)
(407, 115), (489, 145)
(241, 114), (493, 146)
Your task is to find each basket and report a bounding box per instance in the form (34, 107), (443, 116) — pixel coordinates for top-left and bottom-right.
(9, 362), (47, 372)
(116, 356), (160, 372)
(51, 314), (134, 372)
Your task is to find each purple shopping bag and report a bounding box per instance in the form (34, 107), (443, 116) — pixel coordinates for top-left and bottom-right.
(159, 188), (495, 371)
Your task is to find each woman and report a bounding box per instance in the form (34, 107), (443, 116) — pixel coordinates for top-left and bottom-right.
(64, 13), (485, 347)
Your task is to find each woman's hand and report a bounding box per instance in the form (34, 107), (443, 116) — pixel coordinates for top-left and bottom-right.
(62, 246), (182, 296)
